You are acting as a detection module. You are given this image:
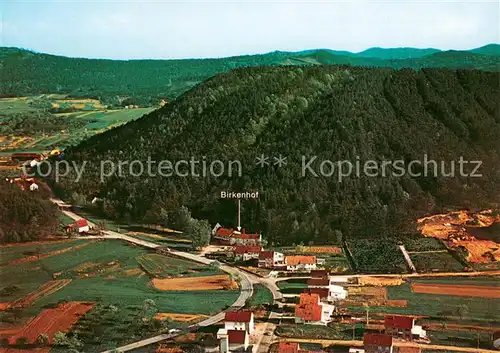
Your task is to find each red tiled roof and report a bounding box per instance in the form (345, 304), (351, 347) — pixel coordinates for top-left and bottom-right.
(398, 348), (421, 353)
(234, 246), (263, 254)
(299, 293), (320, 305)
(278, 342), (300, 353)
(295, 301), (322, 321)
(285, 255), (316, 265)
(363, 333), (393, 347)
(304, 288), (329, 299)
(310, 269), (329, 278)
(215, 228), (234, 238)
(259, 251), (274, 260)
(227, 330), (247, 344)
(233, 233), (260, 239)
(384, 315), (414, 330)
(307, 278), (330, 286)
(76, 219), (88, 227)
(225, 311), (252, 323)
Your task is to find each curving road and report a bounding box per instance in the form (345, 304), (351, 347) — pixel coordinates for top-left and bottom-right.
(52, 200), (255, 353)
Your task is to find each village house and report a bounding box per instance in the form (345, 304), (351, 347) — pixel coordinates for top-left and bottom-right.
(67, 218), (90, 234)
(307, 277), (348, 300)
(285, 255), (317, 271)
(363, 333), (393, 353)
(278, 342), (301, 353)
(493, 331), (500, 350)
(294, 292), (334, 325)
(258, 251), (285, 269)
(217, 329), (249, 353)
(217, 311), (254, 353)
(233, 245), (263, 261)
(224, 311), (255, 334)
(384, 315), (427, 340)
(212, 225), (261, 246)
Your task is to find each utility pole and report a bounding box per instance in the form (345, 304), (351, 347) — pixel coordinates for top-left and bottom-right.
(237, 198), (241, 231)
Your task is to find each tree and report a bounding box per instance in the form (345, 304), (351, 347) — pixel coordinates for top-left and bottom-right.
(168, 206), (192, 231)
(36, 334), (49, 345)
(140, 299), (157, 322)
(187, 219), (211, 249)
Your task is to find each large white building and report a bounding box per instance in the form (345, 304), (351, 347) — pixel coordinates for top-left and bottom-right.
(217, 311), (254, 353)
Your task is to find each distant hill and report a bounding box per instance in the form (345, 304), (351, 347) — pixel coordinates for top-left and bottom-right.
(469, 44), (500, 56)
(355, 47), (441, 59)
(55, 66), (500, 245)
(1, 45), (498, 105)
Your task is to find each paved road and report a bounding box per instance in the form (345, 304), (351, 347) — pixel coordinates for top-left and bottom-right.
(51, 199), (254, 353)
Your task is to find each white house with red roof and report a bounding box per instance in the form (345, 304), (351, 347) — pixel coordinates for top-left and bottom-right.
(217, 328), (249, 353)
(258, 251), (285, 269)
(295, 293), (334, 325)
(233, 245), (263, 261)
(217, 311), (254, 353)
(223, 311), (255, 334)
(67, 218), (90, 234)
(212, 224), (262, 246)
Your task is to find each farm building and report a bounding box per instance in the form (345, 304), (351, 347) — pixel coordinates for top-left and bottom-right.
(11, 152), (42, 162)
(233, 246), (263, 261)
(285, 255), (317, 271)
(67, 218), (90, 234)
(307, 278), (348, 300)
(5, 176), (39, 192)
(349, 349), (365, 353)
(224, 311), (255, 334)
(258, 251), (285, 269)
(398, 348), (421, 353)
(384, 315), (426, 340)
(493, 331), (500, 349)
(217, 329), (250, 353)
(363, 333), (393, 353)
(294, 293), (334, 325)
(217, 311), (254, 353)
(212, 225), (262, 246)
(278, 342), (301, 353)
(310, 269), (329, 277)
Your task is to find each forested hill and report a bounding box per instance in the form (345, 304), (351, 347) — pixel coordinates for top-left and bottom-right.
(1, 45), (499, 106)
(56, 66), (500, 245)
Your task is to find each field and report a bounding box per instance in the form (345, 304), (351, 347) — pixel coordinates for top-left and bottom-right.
(9, 279), (72, 309)
(154, 313), (208, 322)
(0, 96), (154, 151)
(0, 239), (88, 265)
(411, 282), (500, 298)
(0, 240), (239, 352)
(451, 239), (500, 263)
(7, 301), (95, 344)
(152, 274), (238, 291)
(248, 284), (273, 307)
(346, 237), (407, 273)
(136, 254), (211, 277)
(409, 252), (465, 273)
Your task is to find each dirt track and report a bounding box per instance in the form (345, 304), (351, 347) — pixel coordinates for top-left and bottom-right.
(411, 282), (500, 298)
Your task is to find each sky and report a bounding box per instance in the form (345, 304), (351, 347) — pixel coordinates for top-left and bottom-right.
(1, 0), (499, 60)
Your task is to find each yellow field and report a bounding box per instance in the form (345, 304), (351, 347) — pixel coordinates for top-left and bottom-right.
(154, 312), (208, 322)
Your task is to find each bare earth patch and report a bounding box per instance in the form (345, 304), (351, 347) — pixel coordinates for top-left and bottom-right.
(411, 283), (500, 298)
(152, 274), (238, 291)
(154, 312), (208, 322)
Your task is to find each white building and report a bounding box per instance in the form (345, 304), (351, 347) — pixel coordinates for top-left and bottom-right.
(349, 349), (365, 353)
(258, 251), (285, 269)
(223, 311), (255, 334)
(29, 183), (39, 191)
(307, 278), (348, 301)
(217, 329), (249, 353)
(285, 255), (317, 271)
(294, 293), (334, 326)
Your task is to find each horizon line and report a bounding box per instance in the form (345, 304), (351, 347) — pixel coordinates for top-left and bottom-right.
(2, 43), (499, 61)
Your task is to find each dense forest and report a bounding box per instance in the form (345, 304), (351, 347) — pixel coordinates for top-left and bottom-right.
(1, 45), (498, 105)
(51, 66), (500, 245)
(0, 182), (60, 243)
